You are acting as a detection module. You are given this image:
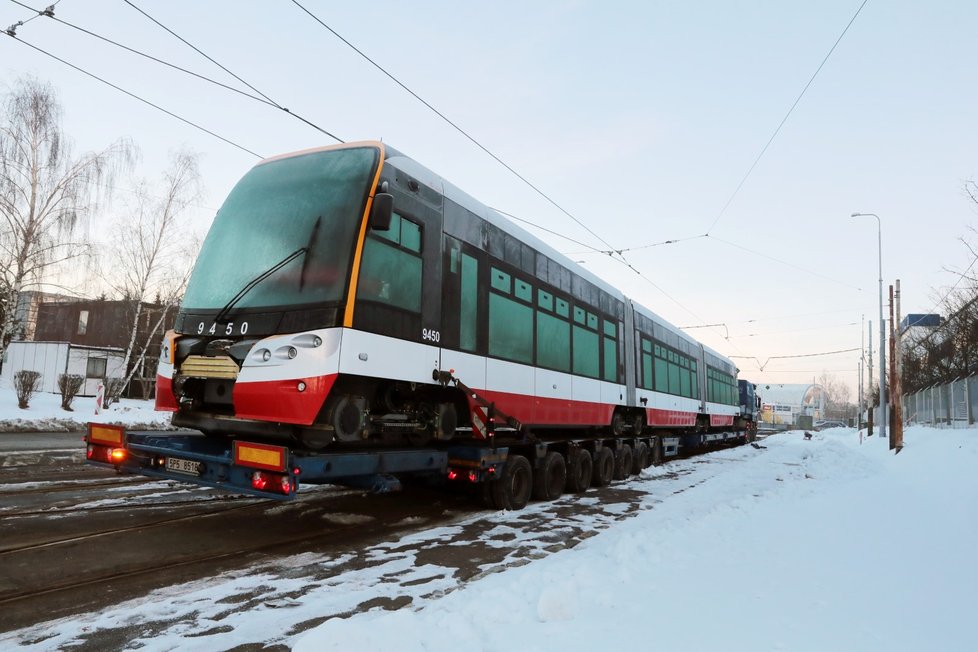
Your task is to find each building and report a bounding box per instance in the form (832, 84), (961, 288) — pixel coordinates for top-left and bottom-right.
(0, 341), (125, 396)
(754, 382), (826, 426)
(31, 299), (176, 397)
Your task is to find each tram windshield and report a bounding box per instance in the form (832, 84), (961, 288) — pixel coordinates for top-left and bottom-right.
(182, 146), (379, 312)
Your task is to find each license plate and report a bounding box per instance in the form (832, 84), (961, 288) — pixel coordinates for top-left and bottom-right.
(166, 456), (202, 476)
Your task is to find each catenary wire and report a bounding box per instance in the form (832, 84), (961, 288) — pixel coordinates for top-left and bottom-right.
(3, 35), (263, 158)
(589, 0), (870, 254)
(122, 0), (343, 144)
(288, 0), (621, 257)
(704, 0), (870, 235)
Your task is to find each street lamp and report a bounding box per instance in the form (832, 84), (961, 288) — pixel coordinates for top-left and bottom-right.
(851, 212), (886, 440)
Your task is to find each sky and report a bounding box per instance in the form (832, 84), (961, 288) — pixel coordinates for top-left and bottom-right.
(3, 419), (975, 650)
(2, 0), (977, 398)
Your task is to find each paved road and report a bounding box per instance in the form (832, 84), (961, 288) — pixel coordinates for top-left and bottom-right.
(0, 431), (88, 452)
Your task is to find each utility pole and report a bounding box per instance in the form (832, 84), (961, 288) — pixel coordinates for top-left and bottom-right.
(859, 314), (865, 430)
(867, 321), (874, 437)
(893, 280), (904, 452)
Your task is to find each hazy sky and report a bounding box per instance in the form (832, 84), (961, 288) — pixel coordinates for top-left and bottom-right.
(3, 0), (976, 397)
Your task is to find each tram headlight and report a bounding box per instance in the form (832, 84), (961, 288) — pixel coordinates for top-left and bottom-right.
(260, 349), (271, 362)
(313, 335), (322, 348)
(287, 346), (297, 359)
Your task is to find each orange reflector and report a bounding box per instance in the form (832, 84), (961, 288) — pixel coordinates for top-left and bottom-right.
(234, 441), (286, 472)
(89, 423), (125, 446)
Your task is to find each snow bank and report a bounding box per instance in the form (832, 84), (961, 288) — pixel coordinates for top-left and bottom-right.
(295, 427), (978, 652)
(0, 378), (171, 432)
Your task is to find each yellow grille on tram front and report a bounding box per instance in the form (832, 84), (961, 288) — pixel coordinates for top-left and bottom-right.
(179, 355), (239, 379)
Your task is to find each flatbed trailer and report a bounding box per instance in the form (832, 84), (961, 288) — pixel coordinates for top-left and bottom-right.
(84, 423), (747, 508)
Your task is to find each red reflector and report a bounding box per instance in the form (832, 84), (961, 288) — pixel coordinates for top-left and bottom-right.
(468, 470), (478, 483)
(86, 445), (95, 460)
(252, 470), (292, 494)
(447, 469), (459, 480)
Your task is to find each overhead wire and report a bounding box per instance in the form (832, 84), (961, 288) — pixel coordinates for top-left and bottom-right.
(2, 33), (263, 158)
(730, 347), (861, 372)
(120, 0), (344, 144)
(4, 0), (57, 32)
(287, 0), (622, 259)
(4, 0), (852, 369)
(584, 0), (871, 253)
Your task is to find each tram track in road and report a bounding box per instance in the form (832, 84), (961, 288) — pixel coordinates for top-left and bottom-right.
(0, 497), (271, 555)
(0, 483), (477, 630)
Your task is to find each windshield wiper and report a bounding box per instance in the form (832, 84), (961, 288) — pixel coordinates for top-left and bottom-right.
(213, 246), (307, 325)
(298, 215), (322, 291)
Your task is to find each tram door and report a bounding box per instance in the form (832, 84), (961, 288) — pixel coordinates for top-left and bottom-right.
(352, 189), (443, 385)
(441, 235), (487, 390)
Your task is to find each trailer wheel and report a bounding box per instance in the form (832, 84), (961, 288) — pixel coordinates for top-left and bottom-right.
(532, 451), (566, 501)
(491, 454), (532, 510)
(651, 436), (664, 467)
(611, 412), (625, 436)
(592, 447), (614, 487)
(632, 442), (649, 474)
(613, 443), (633, 480)
(565, 449), (593, 494)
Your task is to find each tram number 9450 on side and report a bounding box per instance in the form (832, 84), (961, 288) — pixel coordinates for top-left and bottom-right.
(196, 321), (250, 336)
(421, 328), (441, 343)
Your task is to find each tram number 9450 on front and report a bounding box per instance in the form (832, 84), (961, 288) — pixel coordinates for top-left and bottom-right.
(196, 321), (250, 336)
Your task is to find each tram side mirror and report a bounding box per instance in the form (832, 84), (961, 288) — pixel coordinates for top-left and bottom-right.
(370, 193), (394, 231)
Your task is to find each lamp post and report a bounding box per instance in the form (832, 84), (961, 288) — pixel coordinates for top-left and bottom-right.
(851, 212), (886, 440)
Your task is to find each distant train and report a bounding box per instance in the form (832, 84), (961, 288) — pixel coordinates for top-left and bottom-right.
(156, 141), (755, 451)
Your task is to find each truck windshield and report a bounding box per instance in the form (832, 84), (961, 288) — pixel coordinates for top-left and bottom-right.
(182, 146), (379, 312)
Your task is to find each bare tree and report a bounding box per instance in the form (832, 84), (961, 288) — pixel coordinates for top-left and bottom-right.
(0, 77), (131, 358)
(816, 372), (852, 419)
(102, 151), (201, 394)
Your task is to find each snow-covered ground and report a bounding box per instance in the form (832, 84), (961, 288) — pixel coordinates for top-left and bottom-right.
(0, 379), (171, 432)
(294, 426), (978, 652)
(3, 425), (975, 651)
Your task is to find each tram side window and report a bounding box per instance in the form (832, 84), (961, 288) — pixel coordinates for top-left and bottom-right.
(641, 338), (653, 389)
(572, 309), (600, 379)
(602, 320), (618, 383)
(654, 344), (668, 393)
(536, 289), (570, 372)
(652, 343), (697, 398)
(358, 213), (422, 312)
(489, 266), (533, 364)
(459, 252), (478, 352)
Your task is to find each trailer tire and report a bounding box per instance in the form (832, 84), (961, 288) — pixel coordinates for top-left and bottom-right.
(592, 447), (614, 487)
(532, 451), (566, 501)
(614, 443), (633, 480)
(491, 454), (532, 510)
(632, 442), (649, 474)
(565, 449), (592, 494)
(651, 436), (664, 467)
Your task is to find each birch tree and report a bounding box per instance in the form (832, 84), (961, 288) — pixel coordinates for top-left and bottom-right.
(0, 77), (131, 357)
(104, 150), (201, 394)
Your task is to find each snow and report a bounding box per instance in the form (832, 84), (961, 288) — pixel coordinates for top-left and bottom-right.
(295, 427), (978, 652)
(3, 426), (976, 651)
(0, 378), (171, 432)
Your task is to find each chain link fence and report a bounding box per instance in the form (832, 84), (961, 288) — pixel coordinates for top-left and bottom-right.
(902, 376), (978, 428)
